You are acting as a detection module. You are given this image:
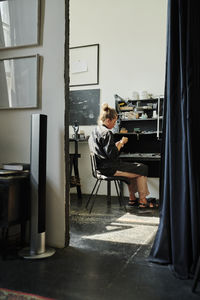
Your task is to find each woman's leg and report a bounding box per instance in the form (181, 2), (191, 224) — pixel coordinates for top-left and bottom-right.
(136, 176), (150, 204)
(136, 176), (150, 207)
(114, 171), (150, 205)
(128, 178), (138, 200)
(114, 171), (138, 203)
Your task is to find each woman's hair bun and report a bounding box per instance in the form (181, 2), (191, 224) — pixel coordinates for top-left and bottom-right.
(102, 103), (109, 111)
(98, 102), (117, 124)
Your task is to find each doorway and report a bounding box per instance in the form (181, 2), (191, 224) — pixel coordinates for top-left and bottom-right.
(67, 0), (167, 245)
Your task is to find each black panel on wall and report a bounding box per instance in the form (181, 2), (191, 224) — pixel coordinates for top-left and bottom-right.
(69, 89), (100, 125)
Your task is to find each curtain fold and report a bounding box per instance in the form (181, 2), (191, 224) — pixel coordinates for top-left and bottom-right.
(149, 0), (200, 279)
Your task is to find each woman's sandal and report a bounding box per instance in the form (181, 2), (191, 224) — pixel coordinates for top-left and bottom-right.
(138, 198), (149, 209)
(147, 198), (159, 209)
(128, 198), (139, 207)
(138, 202), (149, 209)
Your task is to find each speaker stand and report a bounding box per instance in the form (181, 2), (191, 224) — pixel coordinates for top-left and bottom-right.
(19, 232), (55, 259)
(19, 247), (55, 259)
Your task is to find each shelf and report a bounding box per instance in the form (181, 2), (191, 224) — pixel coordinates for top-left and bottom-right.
(120, 118), (158, 121)
(115, 95), (164, 148)
(120, 152), (161, 159)
(115, 131), (162, 135)
(118, 108), (154, 113)
(128, 98), (162, 102)
(120, 116), (163, 121)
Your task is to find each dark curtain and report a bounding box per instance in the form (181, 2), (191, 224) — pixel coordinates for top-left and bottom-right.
(149, 0), (200, 279)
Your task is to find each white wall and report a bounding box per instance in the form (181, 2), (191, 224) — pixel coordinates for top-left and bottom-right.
(0, 0), (66, 248)
(70, 0), (167, 197)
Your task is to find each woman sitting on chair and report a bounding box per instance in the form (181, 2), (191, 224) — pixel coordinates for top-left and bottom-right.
(89, 103), (151, 208)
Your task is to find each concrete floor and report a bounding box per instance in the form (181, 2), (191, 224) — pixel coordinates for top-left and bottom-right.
(0, 194), (199, 300)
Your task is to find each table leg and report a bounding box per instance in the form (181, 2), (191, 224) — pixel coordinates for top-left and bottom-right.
(119, 181), (124, 199)
(73, 157), (82, 200)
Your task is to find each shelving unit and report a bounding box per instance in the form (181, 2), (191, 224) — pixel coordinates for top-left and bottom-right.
(114, 94), (164, 178)
(115, 94), (164, 139)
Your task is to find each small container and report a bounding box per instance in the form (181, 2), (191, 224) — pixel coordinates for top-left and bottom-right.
(140, 91), (149, 100)
(141, 113), (148, 119)
(153, 110), (157, 118)
(134, 128), (140, 133)
(79, 130), (85, 140)
(120, 127), (128, 133)
(132, 91), (139, 100)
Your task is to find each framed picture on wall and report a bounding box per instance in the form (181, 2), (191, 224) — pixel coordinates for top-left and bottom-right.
(0, 54), (39, 109)
(69, 44), (99, 87)
(69, 89), (100, 125)
(0, 0), (40, 49)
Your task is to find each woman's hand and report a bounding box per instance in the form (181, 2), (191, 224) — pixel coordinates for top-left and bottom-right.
(121, 136), (128, 145)
(115, 136), (128, 151)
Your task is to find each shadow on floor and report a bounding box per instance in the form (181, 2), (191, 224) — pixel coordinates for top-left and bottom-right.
(0, 194), (199, 300)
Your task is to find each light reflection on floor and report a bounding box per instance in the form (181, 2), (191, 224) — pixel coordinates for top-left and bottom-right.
(82, 212), (159, 245)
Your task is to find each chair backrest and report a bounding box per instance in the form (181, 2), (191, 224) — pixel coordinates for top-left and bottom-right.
(90, 152), (99, 179)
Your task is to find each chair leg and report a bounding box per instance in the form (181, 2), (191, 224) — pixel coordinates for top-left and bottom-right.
(192, 255), (200, 292)
(114, 180), (122, 206)
(115, 180), (127, 212)
(85, 179), (99, 209)
(89, 180), (102, 214)
(86, 179), (102, 213)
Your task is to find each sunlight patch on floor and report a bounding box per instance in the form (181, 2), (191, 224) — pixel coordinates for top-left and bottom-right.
(82, 224), (158, 245)
(116, 212), (159, 225)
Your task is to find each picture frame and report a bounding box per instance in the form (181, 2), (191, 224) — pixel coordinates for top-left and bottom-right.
(69, 89), (100, 125)
(69, 44), (99, 87)
(0, 54), (39, 109)
(0, 0), (40, 49)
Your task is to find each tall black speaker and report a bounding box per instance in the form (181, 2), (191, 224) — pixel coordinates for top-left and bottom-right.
(19, 114), (55, 259)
